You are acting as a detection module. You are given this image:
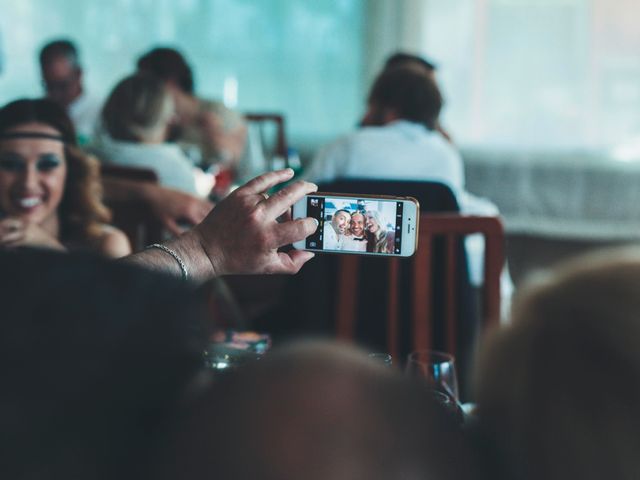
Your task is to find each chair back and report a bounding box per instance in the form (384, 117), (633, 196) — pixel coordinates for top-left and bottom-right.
(101, 164), (159, 183)
(244, 112), (288, 168)
(335, 214), (504, 359)
(100, 165), (164, 250)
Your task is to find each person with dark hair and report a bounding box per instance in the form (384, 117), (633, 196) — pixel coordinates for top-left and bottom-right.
(374, 51), (452, 142)
(324, 208), (350, 250)
(157, 341), (479, 480)
(39, 38), (102, 143)
(0, 248), (209, 480)
(93, 73), (208, 196)
(384, 51), (437, 74)
(137, 47), (247, 171)
(0, 98), (130, 257)
(305, 66), (462, 190)
(363, 65), (444, 130)
(342, 211), (367, 252)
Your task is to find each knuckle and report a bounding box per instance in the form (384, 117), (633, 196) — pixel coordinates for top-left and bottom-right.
(247, 207), (264, 226)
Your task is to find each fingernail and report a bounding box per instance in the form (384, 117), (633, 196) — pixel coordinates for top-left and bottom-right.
(312, 218), (319, 227)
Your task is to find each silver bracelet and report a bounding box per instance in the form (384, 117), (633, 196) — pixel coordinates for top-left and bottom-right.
(146, 243), (189, 281)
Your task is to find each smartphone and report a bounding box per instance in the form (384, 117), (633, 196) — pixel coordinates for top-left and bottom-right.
(292, 193), (419, 257)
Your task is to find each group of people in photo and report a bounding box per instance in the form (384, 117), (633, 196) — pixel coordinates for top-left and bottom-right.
(323, 201), (396, 254)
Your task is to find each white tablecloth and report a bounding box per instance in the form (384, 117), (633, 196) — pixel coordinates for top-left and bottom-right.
(462, 147), (640, 240)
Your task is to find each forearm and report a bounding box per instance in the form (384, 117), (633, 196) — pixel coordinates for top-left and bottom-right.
(103, 177), (154, 203)
(122, 231), (217, 282)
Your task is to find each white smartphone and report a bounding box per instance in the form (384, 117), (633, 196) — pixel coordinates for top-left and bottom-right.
(292, 193), (419, 257)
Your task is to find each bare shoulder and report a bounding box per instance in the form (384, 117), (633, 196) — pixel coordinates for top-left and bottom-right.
(95, 225), (132, 258)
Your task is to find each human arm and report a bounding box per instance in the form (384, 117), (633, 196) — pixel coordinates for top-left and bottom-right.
(102, 177), (214, 235)
(122, 169), (318, 282)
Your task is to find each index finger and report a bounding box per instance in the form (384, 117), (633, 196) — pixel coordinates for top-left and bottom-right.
(238, 168), (295, 196)
(261, 180), (318, 219)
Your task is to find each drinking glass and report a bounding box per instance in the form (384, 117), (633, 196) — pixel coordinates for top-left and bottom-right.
(368, 353), (393, 368)
(405, 350), (459, 401)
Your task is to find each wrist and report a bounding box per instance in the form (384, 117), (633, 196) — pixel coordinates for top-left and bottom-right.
(163, 229), (221, 281)
(188, 227), (224, 278)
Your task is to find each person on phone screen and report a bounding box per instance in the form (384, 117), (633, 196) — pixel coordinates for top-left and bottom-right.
(342, 211), (367, 252)
(323, 209), (350, 251)
(365, 210), (394, 254)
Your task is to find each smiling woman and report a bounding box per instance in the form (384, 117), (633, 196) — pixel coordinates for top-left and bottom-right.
(0, 98), (131, 257)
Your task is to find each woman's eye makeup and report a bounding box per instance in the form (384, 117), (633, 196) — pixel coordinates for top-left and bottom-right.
(0, 153), (62, 172)
(0, 153), (25, 172)
(37, 154), (62, 171)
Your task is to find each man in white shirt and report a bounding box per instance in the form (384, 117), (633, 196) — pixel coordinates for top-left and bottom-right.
(341, 212), (368, 252)
(39, 39), (102, 143)
(323, 209), (351, 251)
(305, 66), (464, 194)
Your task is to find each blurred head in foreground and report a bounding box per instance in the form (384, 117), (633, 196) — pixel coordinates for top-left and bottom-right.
(0, 249), (208, 479)
(475, 247), (640, 480)
(160, 341), (478, 480)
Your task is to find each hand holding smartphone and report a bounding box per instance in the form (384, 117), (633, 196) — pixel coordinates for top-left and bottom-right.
(292, 193), (419, 257)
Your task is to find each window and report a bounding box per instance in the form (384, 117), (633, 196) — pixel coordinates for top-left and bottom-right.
(422, 0), (640, 149)
(0, 0), (365, 143)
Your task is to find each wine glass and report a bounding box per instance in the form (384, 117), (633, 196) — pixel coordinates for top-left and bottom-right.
(405, 350), (459, 401)
(368, 352), (393, 368)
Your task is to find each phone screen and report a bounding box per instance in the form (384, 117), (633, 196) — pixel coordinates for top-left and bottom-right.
(304, 195), (405, 255)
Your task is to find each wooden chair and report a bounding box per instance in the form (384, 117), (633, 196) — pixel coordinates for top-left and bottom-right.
(335, 214), (505, 362)
(100, 164), (159, 183)
(244, 112), (288, 168)
(100, 165), (164, 250)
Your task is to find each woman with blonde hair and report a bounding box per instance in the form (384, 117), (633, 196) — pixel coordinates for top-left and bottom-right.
(94, 73), (210, 197)
(364, 209), (394, 253)
(474, 247), (640, 480)
(0, 98), (130, 257)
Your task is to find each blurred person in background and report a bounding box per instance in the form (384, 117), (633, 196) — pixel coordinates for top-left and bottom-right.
(371, 51), (452, 142)
(305, 66), (460, 190)
(158, 341), (479, 480)
(136, 47), (247, 174)
(93, 73), (213, 197)
(0, 98), (130, 257)
(475, 247), (640, 480)
(39, 39), (102, 144)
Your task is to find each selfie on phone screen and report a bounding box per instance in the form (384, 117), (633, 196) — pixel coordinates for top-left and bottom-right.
(294, 194), (418, 256)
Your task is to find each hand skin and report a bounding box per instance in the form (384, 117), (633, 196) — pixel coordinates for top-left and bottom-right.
(102, 177), (214, 236)
(123, 169), (318, 282)
(0, 217), (66, 251)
